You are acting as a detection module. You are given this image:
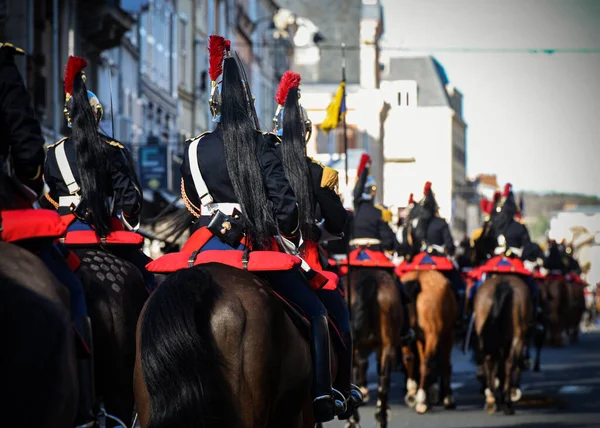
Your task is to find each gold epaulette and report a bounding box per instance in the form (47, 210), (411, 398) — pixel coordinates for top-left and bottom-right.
(105, 139), (124, 149)
(470, 227), (483, 246)
(186, 131), (211, 144)
(374, 204), (392, 223)
(46, 136), (68, 149)
(308, 157), (339, 191)
(0, 42), (25, 55)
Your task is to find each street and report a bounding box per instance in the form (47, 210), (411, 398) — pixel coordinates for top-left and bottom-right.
(326, 328), (600, 428)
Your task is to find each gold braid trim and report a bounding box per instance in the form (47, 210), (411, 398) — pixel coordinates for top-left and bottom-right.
(181, 178), (201, 218)
(44, 193), (59, 210)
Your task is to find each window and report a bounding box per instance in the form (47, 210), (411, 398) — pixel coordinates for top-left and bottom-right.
(398, 92), (402, 106)
(179, 14), (188, 85)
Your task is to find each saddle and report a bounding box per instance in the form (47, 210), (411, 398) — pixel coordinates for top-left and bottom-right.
(0, 209), (68, 244)
(338, 248), (395, 275)
(394, 252), (454, 276)
(59, 214), (144, 249)
(473, 255), (532, 280)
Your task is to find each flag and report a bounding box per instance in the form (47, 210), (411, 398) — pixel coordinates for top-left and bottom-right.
(320, 81), (346, 134)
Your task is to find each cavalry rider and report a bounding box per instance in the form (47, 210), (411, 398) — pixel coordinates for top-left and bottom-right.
(0, 44), (95, 425)
(488, 184), (543, 322)
(411, 182), (466, 303)
(43, 56), (155, 291)
(351, 153), (398, 253)
(273, 70), (362, 418)
(180, 36), (343, 423)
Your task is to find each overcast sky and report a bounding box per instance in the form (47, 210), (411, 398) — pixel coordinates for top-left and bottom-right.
(380, 0), (600, 196)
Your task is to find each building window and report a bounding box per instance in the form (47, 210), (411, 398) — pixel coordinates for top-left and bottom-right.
(398, 92), (402, 106)
(179, 14), (188, 86)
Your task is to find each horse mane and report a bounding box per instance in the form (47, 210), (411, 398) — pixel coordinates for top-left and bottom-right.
(140, 267), (241, 428)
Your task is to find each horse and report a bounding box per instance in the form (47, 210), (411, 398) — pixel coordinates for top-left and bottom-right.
(565, 279), (586, 344)
(342, 266), (401, 428)
(399, 270), (458, 414)
(133, 263), (343, 428)
(474, 274), (531, 415)
(74, 246), (149, 426)
(0, 241), (78, 427)
(539, 276), (568, 348)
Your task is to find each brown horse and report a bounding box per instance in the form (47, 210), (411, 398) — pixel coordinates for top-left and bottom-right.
(399, 270), (457, 414)
(0, 242), (78, 427)
(319, 267), (401, 428)
(474, 274), (530, 415)
(539, 277), (568, 347)
(134, 264), (341, 428)
(565, 281), (586, 344)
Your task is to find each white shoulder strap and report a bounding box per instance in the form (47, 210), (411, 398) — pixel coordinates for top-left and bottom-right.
(188, 137), (214, 207)
(55, 142), (80, 195)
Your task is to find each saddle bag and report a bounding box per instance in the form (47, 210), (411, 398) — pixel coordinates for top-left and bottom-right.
(207, 209), (244, 248)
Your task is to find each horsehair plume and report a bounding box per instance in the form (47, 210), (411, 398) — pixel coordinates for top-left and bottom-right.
(275, 71), (301, 105)
(356, 153), (371, 177)
(492, 190), (501, 202)
(424, 181), (432, 195)
(408, 193), (415, 205)
(225, 39), (231, 52)
(64, 56), (87, 95)
(208, 35), (226, 81)
(503, 183), (512, 197)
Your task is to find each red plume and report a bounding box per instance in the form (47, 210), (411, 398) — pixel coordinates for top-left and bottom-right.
(275, 71), (301, 105)
(424, 181), (432, 196)
(480, 199), (490, 214)
(208, 35), (226, 82)
(64, 56), (87, 95)
(225, 39), (231, 52)
(492, 190), (501, 203)
(408, 193), (415, 205)
(503, 183), (512, 197)
(356, 153), (371, 177)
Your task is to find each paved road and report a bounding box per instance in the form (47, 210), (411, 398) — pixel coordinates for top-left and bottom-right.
(325, 328), (600, 428)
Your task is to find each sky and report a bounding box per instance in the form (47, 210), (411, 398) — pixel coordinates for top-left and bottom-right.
(380, 0), (600, 196)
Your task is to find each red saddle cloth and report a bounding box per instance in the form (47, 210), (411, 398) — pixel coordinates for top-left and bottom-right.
(338, 249), (395, 276)
(58, 214), (144, 248)
(566, 273), (584, 284)
(147, 249), (301, 273)
(474, 255), (531, 279)
(394, 252), (454, 276)
(0, 209), (68, 243)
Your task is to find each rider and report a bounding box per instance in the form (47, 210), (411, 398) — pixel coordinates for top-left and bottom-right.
(273, 70), (362, 418)
(0, 44), (95, 425)
(43, 56), (156, 292)
(351, 154), (398, 253)
(489, 184), (543, 324)
(180, 36), (343, 423)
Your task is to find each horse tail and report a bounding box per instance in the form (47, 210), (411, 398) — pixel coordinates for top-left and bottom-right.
(486, 280), (513, 333)
(140, 267), (240, 428)
(352, 270), (378, 335)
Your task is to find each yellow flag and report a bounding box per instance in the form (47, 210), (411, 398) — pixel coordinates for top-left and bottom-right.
(320, 81), (346, 134)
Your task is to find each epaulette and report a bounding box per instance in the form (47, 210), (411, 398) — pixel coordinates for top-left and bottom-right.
(470, 227), (483, 245)
(309, 157), (339, 191)
(0, 42), (25, 55)
(374, 204), (392, 223)
(105, 139), (124, 149)
(186, 131), (211, 144)
(46, 137), (68, 149)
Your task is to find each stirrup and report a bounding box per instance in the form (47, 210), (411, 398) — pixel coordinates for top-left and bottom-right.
(313, 394), (344, 423)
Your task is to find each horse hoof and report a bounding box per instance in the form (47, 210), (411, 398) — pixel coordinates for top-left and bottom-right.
(444, 396), (457, 409)
(415, 403), (428, 414)
(359, 386), (370, 403)
(485, 402), (497, 415)
(510, 388), (522, 402)
(345, 423), (360, 428)
(405, 393), (417, 408)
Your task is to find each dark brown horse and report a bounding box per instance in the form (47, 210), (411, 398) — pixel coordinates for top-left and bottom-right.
(399, 270), (457, 414)
(565, 280), (586, 344)
(474, 274), (530, 415)
(344, 267), (402, 428)
(0, 242), (78, 427)
(134, 264), (339, 428)
(539, 277), (568, 347)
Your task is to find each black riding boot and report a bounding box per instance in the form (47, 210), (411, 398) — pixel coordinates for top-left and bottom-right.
(396, 283), (415, 344)
(335, 332), (363, 420)
(311, 315), (344, 423)
(74, 316), (96, 427)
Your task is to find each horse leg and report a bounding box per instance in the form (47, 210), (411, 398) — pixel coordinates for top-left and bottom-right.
(353, 347), (370, 403)
(503, 346), (516, 415)
(402, 345), (418, 408)
(374, 327), (395, 427)
(440, 334), (456, 410)
(415, 336), (436, 414)
(483, 354), (497, 414)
